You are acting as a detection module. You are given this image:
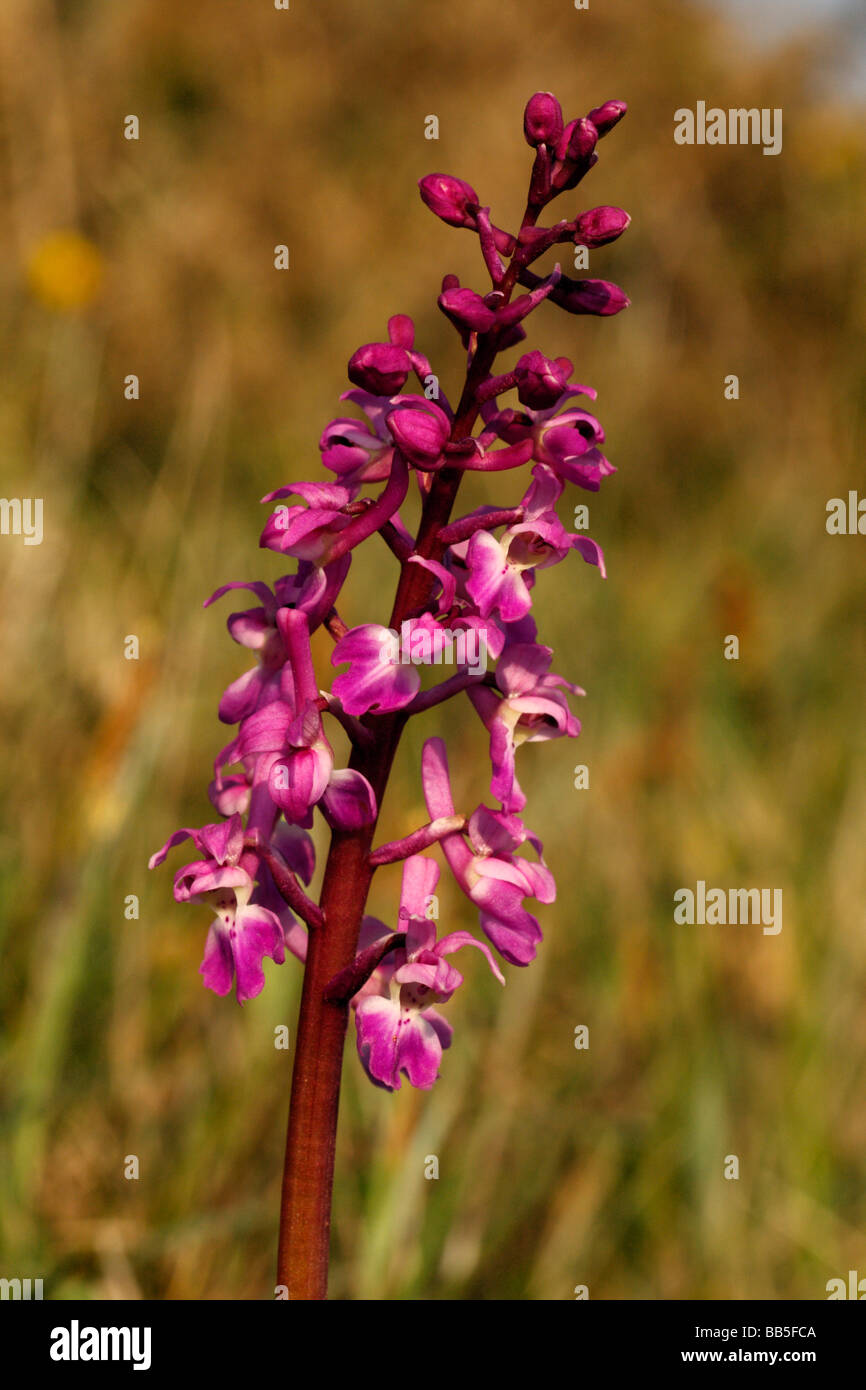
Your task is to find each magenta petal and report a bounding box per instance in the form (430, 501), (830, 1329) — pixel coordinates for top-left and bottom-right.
(420, 737), (457, 819)
(331, 624), (419, 715)
(218, 666), (266, 724)
(200, 922), (234, 996)
(522, 462), (563, 515)
(176, 862), (248, 901)
(198, 815), (245, 864)
(231, 905), (286, 1004)
(357, 996), (446, 1090)
(396, 1012), (446, 1088)
(478, 907), (542, 966)
(467, 805), (525, 855)
(457, 613), (505, 661)
(400, 854), (440, 926)
(423, 1008), (453, 1053)
(420, 740), (474, 888)
(488, 719), (521, 810)
(434, 929), (506, 984)
(465, 530), (507, 612)
(516, 855), (556, 905)
(204, 580), (275, 613)
(281, 917), (309, 964)
(225, 607), (271, 649)
(263, 480), (355, 509)
(403, 916), (437, 957)
(496, 643), (553, 695)
(394, 957), (458, 996)
(572, 535), (607, 577)
(148, 827), (195, 870)
(269, 747), (332, 821)
(540, 422), (594, 467)
(320, 769), (378, 828)
(236, 701), (294, 758)
(496, 570), (532, 622)
(355, 995), (404, 1089)
(470, 873), (544, 963)
(271, 823), (316, 885)
(208, 775), (251, 817)
(466, 531), (531, 622)
(407, 554), (457, 611)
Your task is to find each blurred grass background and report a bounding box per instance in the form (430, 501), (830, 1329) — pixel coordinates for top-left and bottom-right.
(1, 0), (864, 1299)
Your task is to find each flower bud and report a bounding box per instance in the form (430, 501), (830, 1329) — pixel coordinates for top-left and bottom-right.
(554, 276), (630, 317)
(418, 173), (479, 228)
(523, 91), (564, 147)
(386, 402), (451, 467)
(438, 286), (497, 334)
(587, 100), (627, 136)
(347, 342), (412, 395)
(551, 119), (599, 193)
(555, 118), (598, 166)
(515, 350), (573, 408)
(573, 206), (631, 248)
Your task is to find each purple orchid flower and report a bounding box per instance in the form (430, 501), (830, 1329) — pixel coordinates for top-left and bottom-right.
(458, 462), (605, 621)
(260, 452), (410, 566)
(421, 737), (555, 966)
(265, 608), (377, 828)
(323, 324), (445, 489)
(320, 408), (396, 487)
(268, 698), (377, 829)
(348, 315), (424, 396)
(149, 814), (287, 1004)
(331, 607), (502, 719)
(527, 394), (615, 492)
(514, 349), (575, 408)
(468, 642), (584, 812)
(352, 855), (504, 1090)
(331, 622), (422, 715)
(203, 561), (347, 723)
(213, 697), (296, 816)
(484, 385), (615, 493)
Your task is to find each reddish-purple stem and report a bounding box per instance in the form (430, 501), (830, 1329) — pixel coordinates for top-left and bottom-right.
(275, 200), (539, 1301)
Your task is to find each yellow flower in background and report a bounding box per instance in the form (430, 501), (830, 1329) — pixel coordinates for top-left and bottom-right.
(26, 229), (103, 311)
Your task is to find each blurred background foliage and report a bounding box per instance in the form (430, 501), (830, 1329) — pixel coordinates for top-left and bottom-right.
(0, 0), (864, 1299)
